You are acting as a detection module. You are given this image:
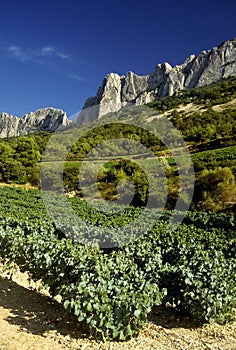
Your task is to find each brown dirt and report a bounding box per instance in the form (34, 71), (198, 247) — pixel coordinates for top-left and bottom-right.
(146, 98), (236, 123)
(0, 268), (235, 350)
(0, 183), (37, 190)
(212, 98), (236, 111)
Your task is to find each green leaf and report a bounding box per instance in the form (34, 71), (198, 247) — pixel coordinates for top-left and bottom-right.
(63, 300), (70, 309)
(134, 309), (141, 318)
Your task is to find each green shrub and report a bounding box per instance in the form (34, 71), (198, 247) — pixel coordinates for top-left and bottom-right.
(195, 167), (236, 211)
(179, 250), (236, 324)
(1, 160), (27, 184)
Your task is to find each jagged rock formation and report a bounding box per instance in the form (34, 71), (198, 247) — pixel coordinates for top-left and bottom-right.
(82, 38), (236, 120)
(0, 107), (72, 138)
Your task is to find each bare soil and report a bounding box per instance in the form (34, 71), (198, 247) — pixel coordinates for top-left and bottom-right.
(0, 268), (235, 350)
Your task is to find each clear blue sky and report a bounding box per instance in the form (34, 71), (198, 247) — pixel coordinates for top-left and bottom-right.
(0, 0), (235, 118)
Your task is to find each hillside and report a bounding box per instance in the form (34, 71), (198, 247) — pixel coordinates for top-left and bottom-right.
(0, 76), (235, 213)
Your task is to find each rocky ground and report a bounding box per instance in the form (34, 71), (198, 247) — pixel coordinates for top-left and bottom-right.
(0, 267), (235, 350)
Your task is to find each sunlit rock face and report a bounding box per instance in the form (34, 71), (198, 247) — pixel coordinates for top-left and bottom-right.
(82, 38), (236, 118)
(0, 107), (72, 138)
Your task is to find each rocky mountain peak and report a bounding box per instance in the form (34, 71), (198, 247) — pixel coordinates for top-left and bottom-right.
(0, 107), (71, 138)
(82, 38), (236, 119)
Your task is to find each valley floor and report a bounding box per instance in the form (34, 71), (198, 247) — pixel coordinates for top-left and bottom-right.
(0, 268), (235, 350)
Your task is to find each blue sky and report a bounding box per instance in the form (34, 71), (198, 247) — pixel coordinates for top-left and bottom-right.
(0, 0), (235, 118)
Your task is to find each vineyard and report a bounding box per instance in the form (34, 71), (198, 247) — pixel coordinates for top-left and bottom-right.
(0, 186), (235, 341)
(191, 145), (236, 169)
(0, 76), (236, 344)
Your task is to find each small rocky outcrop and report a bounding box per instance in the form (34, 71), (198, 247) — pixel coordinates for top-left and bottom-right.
(0, 107), (72, 138)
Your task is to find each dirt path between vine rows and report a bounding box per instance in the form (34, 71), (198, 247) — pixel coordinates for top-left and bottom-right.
(0, 268), (235, 350)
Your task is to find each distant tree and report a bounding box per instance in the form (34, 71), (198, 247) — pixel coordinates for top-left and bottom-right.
(28, 166), (40, 186)
(0, 143), (14, 163)
(14, 137), (40, 167)
(1, 160), (27, 184)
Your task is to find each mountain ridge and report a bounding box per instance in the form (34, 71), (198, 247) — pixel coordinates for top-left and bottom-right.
(81, 38), (236, 120)
(0, 107), (72, 138)
(1, 38), (236, 137)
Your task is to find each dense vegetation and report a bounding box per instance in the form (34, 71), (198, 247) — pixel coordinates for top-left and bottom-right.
(172, 108), (235, 143)
(0, 77), (235, 214)
(0, 133), (50, 185)
(148, 76), (236, 111)
(0, 187), (235, 340)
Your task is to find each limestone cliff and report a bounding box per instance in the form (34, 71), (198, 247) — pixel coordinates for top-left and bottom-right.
(0, 107), (71, 138)
(82, 38), (236, 119)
